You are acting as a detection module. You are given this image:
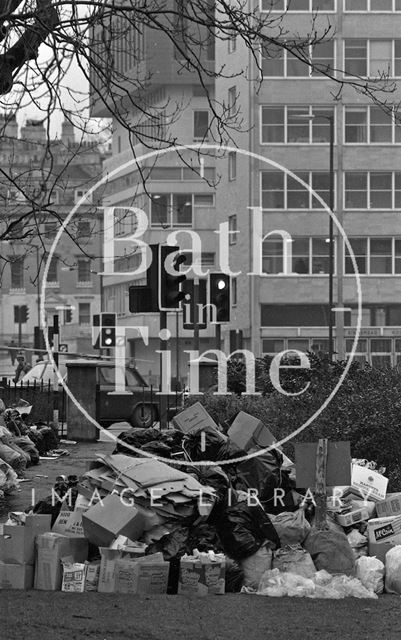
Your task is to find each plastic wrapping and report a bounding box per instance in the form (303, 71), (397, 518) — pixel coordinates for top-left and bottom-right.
(355, 556), (384, 594)
(273, 546), (316, 579)
(269, 510), (310, 547)
(384, 546), (401, 594)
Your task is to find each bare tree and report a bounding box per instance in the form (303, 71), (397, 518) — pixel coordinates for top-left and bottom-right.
(0, 0), (399, 249)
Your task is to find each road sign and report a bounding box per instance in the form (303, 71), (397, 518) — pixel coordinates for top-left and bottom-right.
(59, 344), (68, 353)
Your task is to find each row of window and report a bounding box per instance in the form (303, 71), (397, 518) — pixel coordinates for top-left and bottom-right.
(150, 193), (214, 227)
(261, 0), (401, 12)
(262, 40), (401, 78)
(261, 304), (401, 327)
(261, 336), (401, 369)
(262, 236), (401, 275)
(260, 105), (401, 145)
(261, 171), (401, 210)
(6, 257), (93, 289)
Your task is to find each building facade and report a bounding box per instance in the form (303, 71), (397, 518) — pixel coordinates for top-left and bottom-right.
(214, 0), (401, 368)
(0, 116), (108, 360)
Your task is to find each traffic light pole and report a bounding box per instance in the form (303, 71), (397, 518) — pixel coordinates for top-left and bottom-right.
(215, 323), (221, 351)
(18, 308), (22, 347)
(193, 278), (200, 354)
(159, 310), (168, 429)
(53, 314), (60, 430)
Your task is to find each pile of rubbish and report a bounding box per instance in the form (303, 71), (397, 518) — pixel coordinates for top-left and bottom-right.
(1, 401), (401, 596)
(0, 398), (59, 490)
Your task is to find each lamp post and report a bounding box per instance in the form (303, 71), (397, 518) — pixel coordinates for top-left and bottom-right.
(293, 112), (335, 360)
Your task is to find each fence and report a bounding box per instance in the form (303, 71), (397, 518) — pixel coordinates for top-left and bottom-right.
(0, 378), (67, 435)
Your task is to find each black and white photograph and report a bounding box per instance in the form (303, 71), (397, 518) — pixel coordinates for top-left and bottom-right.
(0, 1), (401, 638)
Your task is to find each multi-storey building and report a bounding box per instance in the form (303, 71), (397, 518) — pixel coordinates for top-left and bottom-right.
(90, 4), (219, 385)
(91, 0), (401, 379)
(0, 116), (109, 359)
(214, 0), (401, 368)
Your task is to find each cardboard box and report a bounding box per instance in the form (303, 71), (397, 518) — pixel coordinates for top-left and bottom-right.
(61, 561), (87, 593)
(0, 563), (34, 590)
(98, 547), (149, 593)
(84, 562), (100, 592)
(34, 533), (88, 591)
(351, 465), (388, 502)
(335, 507), (370, 527)
(82, 494), (146, 548)
(368, 541), (399, 564)
(172, 402), (220, 434)
(52, 510), (84, 537)
(0, 514), (51, 565)
(227, 412), (276, 451)
(178, 553), (226, 596)
(367, 516), (401, 545)
(114, 554), (169, 594)
(376, 494), (401, 518)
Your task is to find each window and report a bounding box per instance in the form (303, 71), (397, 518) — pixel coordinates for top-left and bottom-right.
(262, 236), (332, 275)
(74, 189), (92, 204)
(10, 257), (24, 288)
(232, 277), (237, 306)
(78, 302), (91, 325)
(228, 215), (238, 245)
(77, 258), (92, 284)
(371, 339), (392, 368)
(344, 172), (401, 209)
(44, 222), (57, 239)
(47, 256), (59, 283)
(344, 39), (401, 78)
(193, 110), (209, 139)
(150, 193), (194, 227)
(261, 171), (332, 209)
(344, 106), (397, 144)
(228, 34), (237, 53)
(77, 220), (91, 236)
(262, 0), (335, 10)
(344, 0), (401, 11)
(262, 41), (334, 77)
(228, 151), (237, 180)
(344, 237), (401, 274)
(262, 339), (285, 354)
(228, 87), (236, 117)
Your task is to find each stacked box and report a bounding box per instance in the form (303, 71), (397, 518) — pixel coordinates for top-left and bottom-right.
(0, 515), (51, 590)
(34, 532), (88, 591)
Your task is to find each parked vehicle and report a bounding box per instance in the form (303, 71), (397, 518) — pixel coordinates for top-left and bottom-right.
(18, 359), (181, 428)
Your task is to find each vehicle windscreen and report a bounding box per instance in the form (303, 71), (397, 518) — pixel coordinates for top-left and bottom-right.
(99, 367), (147, 387)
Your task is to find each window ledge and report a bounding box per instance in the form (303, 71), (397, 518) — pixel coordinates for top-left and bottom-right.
(9, 288), (26, 294)
(77, 281), (93, 288)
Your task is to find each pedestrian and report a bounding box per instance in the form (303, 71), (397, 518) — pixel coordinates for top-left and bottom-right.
(13, 353), (31, 383)
(8, 339), (17, 366)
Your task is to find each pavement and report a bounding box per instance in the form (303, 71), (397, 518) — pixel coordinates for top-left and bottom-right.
(0, 423), (132, 521)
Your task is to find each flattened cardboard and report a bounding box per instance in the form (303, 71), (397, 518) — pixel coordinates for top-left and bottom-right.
(228, 412), (276, 451)
(172, 402), (219, 434)
(0, 514), (52, 565)
(294, 442), (351, 488)
(34, 533), (88, 591)
(82, 494), (146, 547)
(0, 563), (34, 590)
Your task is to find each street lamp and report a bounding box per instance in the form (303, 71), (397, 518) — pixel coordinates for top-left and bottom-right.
(292, 112), (335, 360)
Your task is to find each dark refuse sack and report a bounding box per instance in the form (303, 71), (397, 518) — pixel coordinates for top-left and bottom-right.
(183, 427), (244, 462)
(216, 500), (280, 562)
(303, 528), (356, 576)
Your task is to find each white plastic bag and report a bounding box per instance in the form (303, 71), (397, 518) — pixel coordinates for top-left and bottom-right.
(347, 530), (368, 560)
(268, 510), (310, 546)
(241, 545), (272, 589)
(355, 556), (384, 594)
(273, 545), (316, 579)
(257, 568), (287, 597)
(385, 545), (401, 594)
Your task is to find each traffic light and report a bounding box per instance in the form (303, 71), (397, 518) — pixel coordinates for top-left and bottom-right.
(159, 245), (187, 310)
(129, 245), (158, 313)
(100, 312), (116, 347)
(210, 273), (231, 323)
(182, 279), (207, 330)
(14, 305), (29, 323)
